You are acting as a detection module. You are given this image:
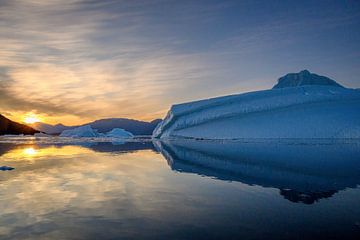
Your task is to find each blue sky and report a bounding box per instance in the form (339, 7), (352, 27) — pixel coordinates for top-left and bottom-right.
(0, 0), (359, 124)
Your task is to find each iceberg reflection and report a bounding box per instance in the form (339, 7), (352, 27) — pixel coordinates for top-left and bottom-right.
(155, 139), (360, 204)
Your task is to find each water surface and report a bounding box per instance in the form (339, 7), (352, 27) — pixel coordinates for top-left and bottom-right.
(0, 137), (359, 239)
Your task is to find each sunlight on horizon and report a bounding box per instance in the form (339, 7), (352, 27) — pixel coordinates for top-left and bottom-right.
(23, 113), (42, 124)
(4, 110), (159, 126)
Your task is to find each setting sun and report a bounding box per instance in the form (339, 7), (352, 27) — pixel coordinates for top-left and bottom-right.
(23, 114), (41, 124)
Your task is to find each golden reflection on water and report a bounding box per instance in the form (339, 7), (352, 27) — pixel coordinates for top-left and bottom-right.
(2, 145), (93, 162)
(0, 145), (174, 239)
(23, 147), (38, 156)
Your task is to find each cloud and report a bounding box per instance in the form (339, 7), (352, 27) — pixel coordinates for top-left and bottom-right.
(1, 0), (359, 124)
(0, 0), (215, 122)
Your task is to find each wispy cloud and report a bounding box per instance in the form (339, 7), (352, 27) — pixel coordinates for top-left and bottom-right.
(0, 0), (218, 123)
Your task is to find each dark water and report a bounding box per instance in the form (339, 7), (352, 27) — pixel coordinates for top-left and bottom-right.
(0, 138), (360, 240)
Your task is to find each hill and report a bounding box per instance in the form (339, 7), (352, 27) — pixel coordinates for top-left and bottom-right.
(32, 122), (72, 135)
(0, 114), (39, 135)
(33, 118), (162, 135)
(87, 118), (161, 135)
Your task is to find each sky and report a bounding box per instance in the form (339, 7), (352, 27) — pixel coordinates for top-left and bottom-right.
(0, 0), (359, 125)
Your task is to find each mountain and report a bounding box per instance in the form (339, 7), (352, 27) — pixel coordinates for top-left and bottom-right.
(32, 122), (72, 135)
(33, 118), (162, 135)
(86, 118), (161, 135)
(153, 70), (360, 139)
(0, 114), (39, 135)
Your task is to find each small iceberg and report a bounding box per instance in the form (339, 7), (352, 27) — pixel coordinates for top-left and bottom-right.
(59, 125), (134, 139)
(34, 132), (50, 137)
(59, 125), (101, 138)
(105, 128), (133, 138)
(0, 166), (14, 171)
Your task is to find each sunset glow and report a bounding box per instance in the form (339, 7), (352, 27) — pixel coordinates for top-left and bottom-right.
(0, 1), (359, 239)
(23, 114), (41, 124)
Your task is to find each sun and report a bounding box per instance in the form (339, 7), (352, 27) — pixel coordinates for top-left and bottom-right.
(23, 113), (41, 124)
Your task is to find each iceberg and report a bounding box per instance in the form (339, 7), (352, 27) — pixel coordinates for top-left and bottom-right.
(272, 70), (344, 89)
(105, 128), (134, 138)
(59, 125), (101, 138)
(153, 70), (360, 139)
(34, 132), (50, 137)
(59, 125), (134, 139)
(0, 166), (14, 171)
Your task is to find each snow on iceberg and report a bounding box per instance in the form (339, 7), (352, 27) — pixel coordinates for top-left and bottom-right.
(105, 128), (133, 138)
(59, 125), (101, 138)
(153, 70), (360, 139)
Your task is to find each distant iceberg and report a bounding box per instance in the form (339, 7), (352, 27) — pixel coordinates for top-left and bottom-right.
(34, 132), (50, 137)
(59, 125), (134, 138)
(105, 128), (133, 138)
(153, 70), (360, 139)
(59, 125), (102, 138)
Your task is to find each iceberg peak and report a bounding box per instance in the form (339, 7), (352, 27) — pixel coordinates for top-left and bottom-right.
(273, 70), (344, 89)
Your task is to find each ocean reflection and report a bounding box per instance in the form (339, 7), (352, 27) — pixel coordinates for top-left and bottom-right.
(155, 139), (360, 204)
(23, 147), (38, 156)
(0, 140), (360, 239)
(0, 142), (166, 240)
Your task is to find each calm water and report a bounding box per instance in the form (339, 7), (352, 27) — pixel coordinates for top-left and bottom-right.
(0, 137), (360, 240)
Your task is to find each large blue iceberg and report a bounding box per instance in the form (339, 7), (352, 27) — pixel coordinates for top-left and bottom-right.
(153, 70), (360, 139)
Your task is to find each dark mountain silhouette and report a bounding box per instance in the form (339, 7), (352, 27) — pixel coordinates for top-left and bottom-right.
(0, 114), (39, 135)
(32, 122), (70, 134)
(33, 118), (162, 135)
